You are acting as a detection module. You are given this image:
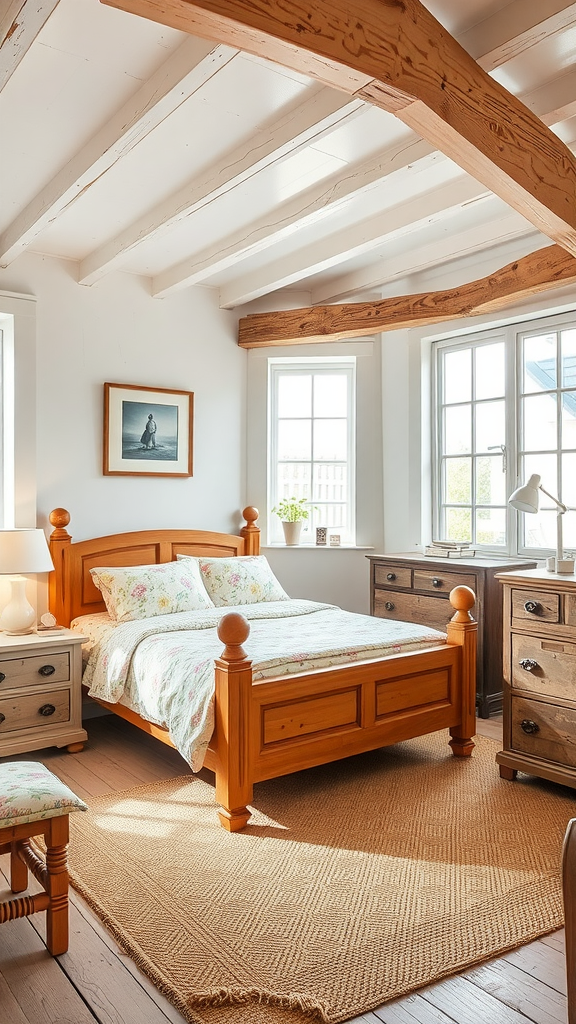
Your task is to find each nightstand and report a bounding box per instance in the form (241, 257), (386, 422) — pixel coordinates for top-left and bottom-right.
(0, 630), (87, 758)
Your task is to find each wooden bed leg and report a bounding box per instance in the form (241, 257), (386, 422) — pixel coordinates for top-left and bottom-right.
(213, 612), (254, 832)
(446, 586), (477, 758)
(563, 818), (576, 1024)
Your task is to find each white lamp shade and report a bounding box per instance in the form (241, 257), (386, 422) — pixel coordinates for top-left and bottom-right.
(508, 474), (541, 514)
(0, 529), (54, 575)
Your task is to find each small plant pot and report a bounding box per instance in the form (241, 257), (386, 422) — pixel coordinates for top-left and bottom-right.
(282, 521), (302, 545)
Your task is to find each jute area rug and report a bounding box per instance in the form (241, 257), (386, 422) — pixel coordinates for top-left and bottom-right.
(68, 732), (576, 1024)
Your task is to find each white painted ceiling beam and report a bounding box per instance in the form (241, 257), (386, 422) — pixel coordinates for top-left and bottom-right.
(78, 90), (364, 285)
(0, 35), (238, 266)
(0, 0), (60, 92)
(523, 68), (576, 127)
(457, 1), (576, 73)
(216, 178), (494, 308)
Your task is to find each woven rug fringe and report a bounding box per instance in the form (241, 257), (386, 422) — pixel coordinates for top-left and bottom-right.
(189, 986), (328, 1020)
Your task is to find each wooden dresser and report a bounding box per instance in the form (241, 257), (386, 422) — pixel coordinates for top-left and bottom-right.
(367, 553), (537, 719)
(496, 567), (576, 789)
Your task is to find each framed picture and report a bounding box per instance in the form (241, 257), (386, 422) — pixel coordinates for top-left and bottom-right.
(103, 382), (193, 477)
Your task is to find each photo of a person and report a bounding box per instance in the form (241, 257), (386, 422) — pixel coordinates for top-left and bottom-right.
(140, 413), (157, 449)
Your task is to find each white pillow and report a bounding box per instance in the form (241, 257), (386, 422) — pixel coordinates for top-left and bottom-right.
(90, 559), (214, 622)
(178, 554), (289, 607)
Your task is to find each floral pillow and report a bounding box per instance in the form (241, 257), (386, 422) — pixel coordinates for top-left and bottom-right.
(90, 559), (214, 622)
(178, 554), (289, 607)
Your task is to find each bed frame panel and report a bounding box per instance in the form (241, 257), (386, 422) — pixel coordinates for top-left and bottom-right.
(48, 507), (477, 831)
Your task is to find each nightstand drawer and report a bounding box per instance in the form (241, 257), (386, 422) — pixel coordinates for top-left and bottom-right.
(413, 569), (476, 594)
(374, 591), (449, 632)
(0, 689), (70, 733)
(511, 634), (576, 702)
(374, 565), (412, 589)
(511, 695), (576, 769)
(0, 651), (70, 691)
(511, 589), (560, 626)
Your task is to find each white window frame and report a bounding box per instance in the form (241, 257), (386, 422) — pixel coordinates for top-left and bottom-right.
(268, 356), (356, 545)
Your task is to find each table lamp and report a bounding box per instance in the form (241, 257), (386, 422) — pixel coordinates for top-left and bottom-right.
(508, 473), (575, 574)
(0, 529), (54, 634)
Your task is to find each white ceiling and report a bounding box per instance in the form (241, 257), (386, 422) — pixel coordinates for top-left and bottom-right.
(1, 0), (575, 313)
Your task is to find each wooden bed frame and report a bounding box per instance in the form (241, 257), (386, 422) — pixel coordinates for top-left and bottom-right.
(48, 507), (478, 831)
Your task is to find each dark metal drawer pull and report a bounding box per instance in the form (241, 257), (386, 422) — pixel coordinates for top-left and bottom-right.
(38, 664), (56, 677)
(386, 572), (396, 581)
(524, 601), (541, 615)
(0, 673), (5, 683)
(519, 659), (539, 672)
(0, 712), (5, 724)
(520, 719), (539, 735)
(432, 577), (443, 588)
(384, 601), (395, 611)
(38, 704), (56, 717)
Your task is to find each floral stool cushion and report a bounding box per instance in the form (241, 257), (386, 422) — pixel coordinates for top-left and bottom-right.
(0, 761), (87, 828)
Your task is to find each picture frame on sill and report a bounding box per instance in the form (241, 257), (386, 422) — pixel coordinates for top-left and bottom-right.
(103, 382), (194, 477)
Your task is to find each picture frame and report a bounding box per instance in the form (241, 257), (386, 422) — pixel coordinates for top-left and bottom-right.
(103, 382), (194, 477)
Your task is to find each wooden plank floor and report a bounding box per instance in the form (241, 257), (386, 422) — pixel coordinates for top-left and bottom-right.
(0, 714), (568, 1024)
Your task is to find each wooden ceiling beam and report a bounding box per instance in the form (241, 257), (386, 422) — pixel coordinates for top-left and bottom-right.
(101, 0), (576, 258)
(237, 246), (576, 347)
(0, 0), (60, 92)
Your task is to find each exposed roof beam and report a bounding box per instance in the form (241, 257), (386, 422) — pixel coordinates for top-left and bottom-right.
(460, 0), (576, 73)
(237, 245), (576, 347)
(0, 0), (60, 92)
(102, 0), (576, 257)
(311, 218), (542, 305)
(218, 178), (492, 309)
(152, 139), (442, 297)
(78, 90), (364, 285)
(0, 35), (238, 267)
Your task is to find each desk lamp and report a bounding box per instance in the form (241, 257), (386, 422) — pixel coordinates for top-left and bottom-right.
(508, 473), (575, 574)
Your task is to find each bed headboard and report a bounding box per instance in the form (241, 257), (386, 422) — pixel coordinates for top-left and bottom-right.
(48, 507), (260, 626)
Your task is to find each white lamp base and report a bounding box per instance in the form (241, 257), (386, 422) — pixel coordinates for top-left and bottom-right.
(0, 576), (36, 634)
(546, 556), (575, 574)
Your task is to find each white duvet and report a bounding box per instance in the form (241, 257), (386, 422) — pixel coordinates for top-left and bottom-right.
(72, 600), (447, 771)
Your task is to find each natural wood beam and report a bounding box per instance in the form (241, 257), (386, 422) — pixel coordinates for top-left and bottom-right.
(237, 245), (576, 347)
(0, 0), (60, 92)
(101, 0), (576, 257)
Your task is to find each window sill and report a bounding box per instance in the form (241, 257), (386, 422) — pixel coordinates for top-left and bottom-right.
(262, 544), (375, 550)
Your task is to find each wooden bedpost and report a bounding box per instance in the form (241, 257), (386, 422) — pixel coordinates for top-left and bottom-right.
(446, 585), (477, 758)
(240, 506), (260, 555)
(48, 509), (72, 627)
(213, 612), (254, 831)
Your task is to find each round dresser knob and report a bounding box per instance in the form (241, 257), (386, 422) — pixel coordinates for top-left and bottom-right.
(384, 601), (395, 611)
(38, 664), (55, 677)
(38, 704), (56, 717)
(519, 658), (539, 672)
(386, 572), (396, 581)
(0, 673), (5, 683)
(520, 719), (539, 735)
(0, 712), (5, 724)
(432, 577), (443, 588)
(524, 601), (541, 615)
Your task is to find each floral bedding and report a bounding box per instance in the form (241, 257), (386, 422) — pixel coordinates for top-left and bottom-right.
(72, 601), (447, 772)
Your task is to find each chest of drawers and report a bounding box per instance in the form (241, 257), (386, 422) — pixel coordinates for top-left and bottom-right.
(368, 553), (536, 718)
(496, 568), (576, 789)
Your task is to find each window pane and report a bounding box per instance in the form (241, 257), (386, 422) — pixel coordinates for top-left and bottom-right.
(314, 375), (347, 417)
(444, 405), (471, 454)
(521, 453), (557, 501)
(276, 463), (311, 499)
(476, 456), (506, 505)
(313, 420), (347, 460)
(523, 333), (557, 393)
(475, 343), (505, 400)
(522, 394), (557, 451)
(561, 391), (576, 448)
(563, 453), (576, 508)
(278, 375), (311, 417)
(313, 464), (347, 502)
(445, 507), (471, 542)
(278, 420), (311, 460)
(314, 505), (347, 530)
(475, 508), (506, 546)
(475, 400), (505, 452)
(445, 458), (471, 503)
(444, 349), (471, 404)
(522, 508), (557, 550)
(561, 329), (576, 389)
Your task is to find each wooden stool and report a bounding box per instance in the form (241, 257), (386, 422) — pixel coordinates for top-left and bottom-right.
(0, 761), (87, 955)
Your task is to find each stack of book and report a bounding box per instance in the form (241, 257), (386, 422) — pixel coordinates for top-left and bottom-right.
(424, 540), (475, 558)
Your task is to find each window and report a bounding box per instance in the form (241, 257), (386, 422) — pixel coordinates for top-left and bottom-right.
(433, 312), (576, 557)
(268, 357), (356, 544)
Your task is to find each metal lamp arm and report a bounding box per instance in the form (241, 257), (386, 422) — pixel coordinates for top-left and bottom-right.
(538, 485), (569, 514)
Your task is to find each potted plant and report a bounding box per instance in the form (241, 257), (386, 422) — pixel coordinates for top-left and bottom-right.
(272, 497), (311, 545)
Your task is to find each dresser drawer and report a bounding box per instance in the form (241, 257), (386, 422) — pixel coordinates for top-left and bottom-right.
(374, 591), (449, 632)
(511, 634), (576, 702)
(511, 589), (560, 626)
(413, 569), (476, 594)
(0, 689), (70, 734)
(374, 565), (412, 589)
(0, 651), (70, 691)
(511, 695), (576, 769)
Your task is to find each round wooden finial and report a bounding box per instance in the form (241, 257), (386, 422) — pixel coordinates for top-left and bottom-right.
(449, 585), (475, 622)
(217, 612), (251, 661)
(49, 508), (70, 529)
(242, 506), (259, 526)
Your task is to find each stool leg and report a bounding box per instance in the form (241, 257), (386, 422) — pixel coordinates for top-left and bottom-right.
(10, 840), (28, 893)
(45, 815), (70, 956)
